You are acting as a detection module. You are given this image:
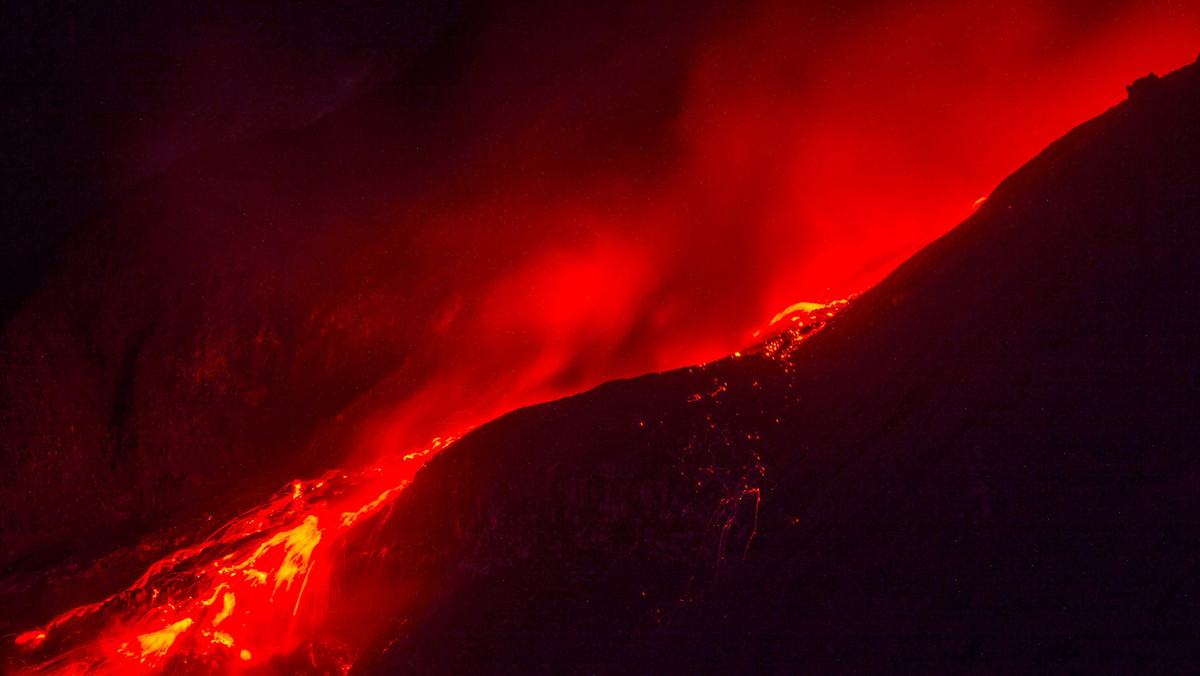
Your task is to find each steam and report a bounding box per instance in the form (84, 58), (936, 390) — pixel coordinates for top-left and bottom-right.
(334, 0), (1200, 465)
(8, 1), (1200, 671)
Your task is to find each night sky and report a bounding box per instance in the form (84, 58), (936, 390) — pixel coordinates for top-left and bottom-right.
(2, 1), (463, 306)
(3, 1), (1197, 318)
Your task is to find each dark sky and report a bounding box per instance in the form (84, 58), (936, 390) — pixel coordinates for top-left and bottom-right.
(1, 0), (464, 299)
(2, 0), (1197, 323)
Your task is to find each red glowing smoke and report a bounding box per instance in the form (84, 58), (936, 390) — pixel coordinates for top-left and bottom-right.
(3, 0), (1197, 578)
(336, 0), (1200, 465)
(5, 0), (1200, 671)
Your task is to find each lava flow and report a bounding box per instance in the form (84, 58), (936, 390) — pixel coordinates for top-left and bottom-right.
(5, 2), (1199, 673)
(7, 436), (460, 675)
(7, 300), (847, 675)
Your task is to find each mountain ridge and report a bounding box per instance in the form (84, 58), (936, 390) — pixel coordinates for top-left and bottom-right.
(3, 40), (1197, 676)
(345, 54), (1200, 673)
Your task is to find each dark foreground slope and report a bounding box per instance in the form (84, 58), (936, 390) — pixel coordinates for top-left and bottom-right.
(350, 61), (1200, 674)
(0, 2), (732, 574)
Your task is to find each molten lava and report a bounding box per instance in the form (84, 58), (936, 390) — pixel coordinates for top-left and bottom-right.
(7, 449), (446, 674)
(7, 295), (850, 674)
(5, 2), (1200, 674)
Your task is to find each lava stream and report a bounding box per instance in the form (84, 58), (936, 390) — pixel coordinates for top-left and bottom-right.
(8, 301), (846, 675)
(8, 437), (459, 675)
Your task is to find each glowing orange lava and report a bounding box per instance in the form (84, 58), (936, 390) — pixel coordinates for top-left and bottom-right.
(7, 438), (453, 675)
(5, 296), (851, 674)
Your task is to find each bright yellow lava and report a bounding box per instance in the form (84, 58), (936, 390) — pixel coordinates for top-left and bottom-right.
(768, 301), (828, 327)
(134, 619), (194, 659)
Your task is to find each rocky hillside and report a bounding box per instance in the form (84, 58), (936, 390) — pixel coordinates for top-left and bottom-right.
(0, 2), (730, 573)
(347, 56), (1200, 673)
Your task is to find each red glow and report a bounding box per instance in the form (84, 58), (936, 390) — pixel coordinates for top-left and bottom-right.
(13, 632), (45, 649)
(8, 1), (1200, 673)
(676, 0), (1200, 315)
(7, 459), (423, 674)
(353, 2), (1200, 440)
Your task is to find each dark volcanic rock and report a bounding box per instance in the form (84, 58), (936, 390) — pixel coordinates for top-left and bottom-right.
(0, 2), (727, 580)
(354, 57), (1200, 674)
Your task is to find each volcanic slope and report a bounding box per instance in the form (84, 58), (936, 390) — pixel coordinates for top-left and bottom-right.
(352, 58), (1200, 674)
